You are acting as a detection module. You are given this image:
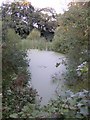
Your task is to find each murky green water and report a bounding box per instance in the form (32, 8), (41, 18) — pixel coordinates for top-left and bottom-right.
(27, 49), (66, 105)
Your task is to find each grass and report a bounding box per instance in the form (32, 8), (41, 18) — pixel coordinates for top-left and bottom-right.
(68, 80), (88, 92)
(19, 38), (53, 51)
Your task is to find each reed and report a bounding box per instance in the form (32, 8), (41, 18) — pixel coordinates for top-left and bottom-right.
(19, 38), (53, 51)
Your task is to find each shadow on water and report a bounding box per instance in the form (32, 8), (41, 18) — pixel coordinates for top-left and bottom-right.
(27, 49), (67, 106)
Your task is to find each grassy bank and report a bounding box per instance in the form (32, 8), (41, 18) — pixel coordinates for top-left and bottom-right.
(19, 38), (53, 51)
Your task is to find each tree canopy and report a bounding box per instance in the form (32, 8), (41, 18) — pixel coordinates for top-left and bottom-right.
(2, 1), (58, 40)
(52, 2), (88, 85)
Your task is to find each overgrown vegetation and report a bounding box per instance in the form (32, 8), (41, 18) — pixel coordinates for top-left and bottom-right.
(2, 29), (38, 118)
(1, 0), (89, 119)
(19, 38), (53, 51)
(19, 28), (53, 51)
(52, 2), (88, 88)
(42, 89), (89, 119)
(7, 89), (89, 119)
(18, 28), (53, 51)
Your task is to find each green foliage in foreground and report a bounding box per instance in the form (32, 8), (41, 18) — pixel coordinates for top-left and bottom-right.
(8, 89), (90, 119)
(43, 89), (89, 119)
(2, 85), (37, 118)
(2, 29), (29, 89)
(2, 28), (38, 118)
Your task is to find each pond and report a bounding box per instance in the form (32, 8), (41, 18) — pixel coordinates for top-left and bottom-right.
(27, 49), (67, 106)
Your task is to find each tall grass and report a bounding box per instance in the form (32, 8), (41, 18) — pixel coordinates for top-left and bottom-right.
(19, 38), (53, 51)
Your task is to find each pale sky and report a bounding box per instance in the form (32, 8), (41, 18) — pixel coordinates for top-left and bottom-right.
(0, 0), (72, 13)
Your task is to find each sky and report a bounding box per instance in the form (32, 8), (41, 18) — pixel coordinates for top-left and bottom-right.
(0, 0), (73, 13)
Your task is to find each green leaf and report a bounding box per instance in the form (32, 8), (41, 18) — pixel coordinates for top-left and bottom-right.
(80, 107), (88, 116)
(10, 113), (18, 118)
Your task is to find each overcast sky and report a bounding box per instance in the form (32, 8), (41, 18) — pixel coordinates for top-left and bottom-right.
(0, 0), (72, 13)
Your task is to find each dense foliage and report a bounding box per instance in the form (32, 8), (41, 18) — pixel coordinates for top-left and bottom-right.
(52, 2), (89, 87)
(1, 1), (89, 119)
(27, 28), (40, 40)
(6, 89), (89, 119)
(2, 29), (28, 88)
(1, 1), (57, 40)
(2, 28), (38, 118)
(41, 89), (89, 119)
(20, 28), (53, 50)
(2, 13), (38, 118)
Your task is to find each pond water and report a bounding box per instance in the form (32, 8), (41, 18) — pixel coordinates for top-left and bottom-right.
(27, 49), (66, 106)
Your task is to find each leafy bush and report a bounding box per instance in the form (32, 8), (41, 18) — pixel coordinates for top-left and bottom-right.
(42, 89), (90, 119)
(52, 27), (69, 54)
(2, 28), (38, 118)
(52, 2), (88, 86)
(2, 85), (38, 118)
(8, 89), (90, 119)
(27, 28), (40, 40)
(2, 29), (29, 89)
